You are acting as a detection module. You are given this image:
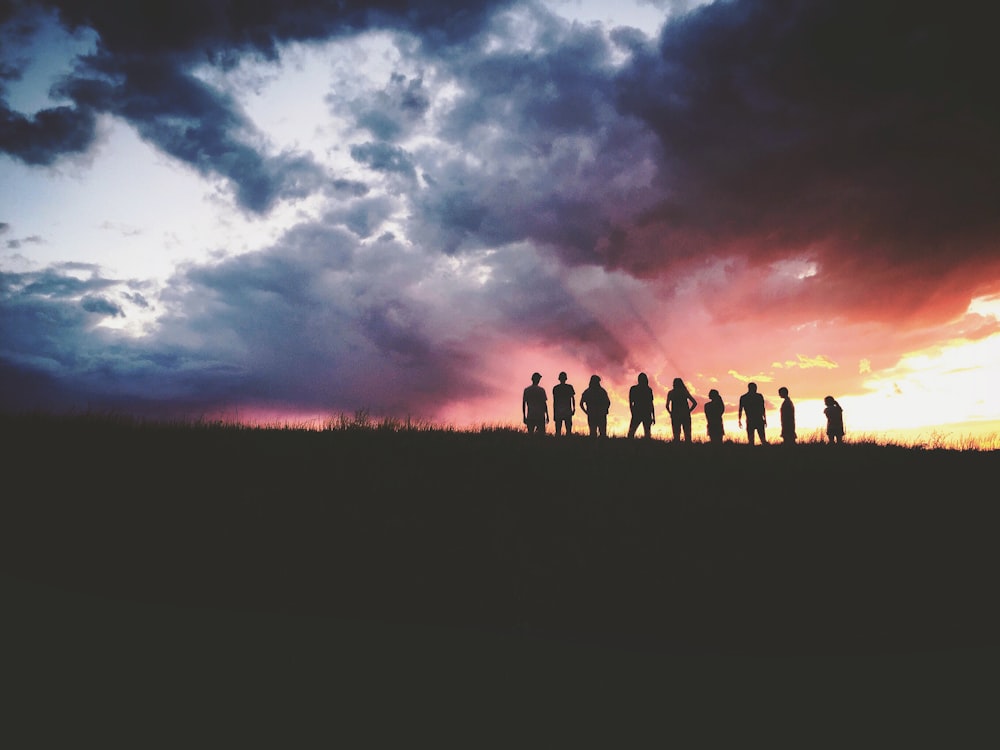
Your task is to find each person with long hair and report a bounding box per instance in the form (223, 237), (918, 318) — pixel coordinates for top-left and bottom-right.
(666, 377), (698, 442)
(824, 396), (845, 444)
(704, 389), (725, 445)
(580, 374), (611, 437)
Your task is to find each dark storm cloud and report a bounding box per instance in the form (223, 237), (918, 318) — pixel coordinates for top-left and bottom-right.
(345, 72), (431, 142)
(324, 195), (398, 238)
(613, 0), (1000, 306)
(0, 0), (513, 211)
(0, 210), (620, 417)
(80, 294), (123, 317)
(0, 264), (141, 412)
(56, 54), (329, 212)
(405, 8), (660, 260)
(0, 101), (97, 164)
(350, 142), (417, 180)
(6, 0), (1000, 422)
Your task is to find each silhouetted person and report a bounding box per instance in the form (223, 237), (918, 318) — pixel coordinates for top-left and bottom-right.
(778, 386), (796, 445)
(738, 382), (768, 445)
(552, 371), (576, 436)
(580, 374), (610, 437)
(666, 377), (697, 442)
(522, 372), (549, 434)
(704, 388), (725, 445)
(627, 372), (655, 438)
(824, 396), (845, 444)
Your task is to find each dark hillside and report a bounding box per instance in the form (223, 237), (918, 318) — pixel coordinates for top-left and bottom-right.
(3, 414), (998, 656)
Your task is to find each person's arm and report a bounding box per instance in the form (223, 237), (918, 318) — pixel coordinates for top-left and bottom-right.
(666, 393), (673, 416)
(522, 393), (528, 422)
(738, 397), (744, 427)
(571, 394), (576, 414)
(689, 395), (698, 412)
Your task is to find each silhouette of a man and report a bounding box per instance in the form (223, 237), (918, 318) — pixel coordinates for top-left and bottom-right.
(779, 386), (796, 445)
(627, 373), (655, 438)
(704, 389), (725, 445)
(666, 377), (698, 442)
(522, 372), (549, 434)
(552, 371), (576, 436)
(738, 382), (767, 445)
(580, 374), (610, 437)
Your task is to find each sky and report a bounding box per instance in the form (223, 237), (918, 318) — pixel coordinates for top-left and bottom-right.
(3, 0), (1000, 444)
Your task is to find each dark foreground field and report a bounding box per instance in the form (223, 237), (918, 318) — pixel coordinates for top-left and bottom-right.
(4, 414), (999, 743)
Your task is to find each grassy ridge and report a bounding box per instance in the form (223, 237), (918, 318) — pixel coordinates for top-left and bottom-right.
(3, 412), (998, 656)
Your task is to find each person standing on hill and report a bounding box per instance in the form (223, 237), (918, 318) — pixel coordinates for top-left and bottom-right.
(552, 371), (576, 436)
(704, 389), (725, 445)
(627, 372), (655, 438)
(778, 386), (796, 445)
(522, 372), (549, 434)
(666, 377), (698, 442)
(738, 382), (768, 445)
(824, 396), (845, 444)
(580, 374), (611, 438)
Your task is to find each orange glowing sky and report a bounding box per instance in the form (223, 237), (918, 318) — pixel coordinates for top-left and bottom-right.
(3, 1), (1000, 447)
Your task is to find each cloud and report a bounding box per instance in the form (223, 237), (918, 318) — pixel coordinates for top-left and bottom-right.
(611, 0), (1000, 320)
(772, 354), (838, 370)
(0, 101), (97, 163)
(1, 0), (514, 212)
(3, 0), (1000, 427)
(350, 141), (417, 180)
(343, 72), (432, 142)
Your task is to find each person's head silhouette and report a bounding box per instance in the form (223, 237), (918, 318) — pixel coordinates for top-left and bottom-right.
(673, 377), (685, 390)
(709, 388), (721, 401)
(558, 372), (567, 382)
(589, 374), (601, 387)
(531, 372), (542, 384)
(747, 382), (758, 393)
(637, 373), (648, 385)
(779, 386), (789, 398)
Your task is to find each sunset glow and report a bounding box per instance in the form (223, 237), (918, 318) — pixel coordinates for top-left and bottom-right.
(3, 1), (1000, 448)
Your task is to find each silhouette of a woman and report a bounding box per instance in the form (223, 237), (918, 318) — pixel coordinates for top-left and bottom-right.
(824, 396), (845, 444)
(580, 375), (611, 437)
(666, 377), (697, 442)
(704, 389), (725, 445)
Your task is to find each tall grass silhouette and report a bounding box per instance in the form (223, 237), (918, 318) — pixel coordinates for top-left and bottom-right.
(2, 411), (998, 656)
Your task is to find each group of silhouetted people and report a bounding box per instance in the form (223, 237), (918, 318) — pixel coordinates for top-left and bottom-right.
(523, 372), (846, 444)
